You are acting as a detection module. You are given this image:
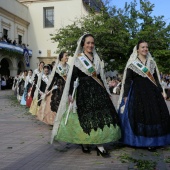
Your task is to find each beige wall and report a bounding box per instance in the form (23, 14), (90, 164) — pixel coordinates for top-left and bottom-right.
(0, 0), (29, 45)
(24, 0), (88, 69)
(0, 0), (29, 76)
(0, 0), (89, 71)
(0, 0), (29, 22)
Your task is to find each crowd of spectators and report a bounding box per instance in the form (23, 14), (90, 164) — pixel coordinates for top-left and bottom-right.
(0, 36), (27, 47)
(107, 72), (170, 100)
(107, 74), (122, 95)
(0, 75), (14, 90)
(160, 73), (170, 100)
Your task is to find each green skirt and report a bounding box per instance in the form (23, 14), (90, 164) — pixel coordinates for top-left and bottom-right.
(55, 109), (121, 144)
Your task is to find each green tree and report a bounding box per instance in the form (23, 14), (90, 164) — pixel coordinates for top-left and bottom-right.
(115, 0), (170, 73)
(51, 0), (170, 73)
(51, 10), (129, 72)
(136, 0), (170, 73)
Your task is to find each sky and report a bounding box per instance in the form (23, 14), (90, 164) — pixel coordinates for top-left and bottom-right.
(109, 0), (170, 24)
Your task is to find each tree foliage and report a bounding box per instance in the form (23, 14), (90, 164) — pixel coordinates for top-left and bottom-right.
(51, 0), (170, 73)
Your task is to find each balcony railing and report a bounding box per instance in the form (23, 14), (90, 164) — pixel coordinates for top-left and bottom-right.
(0, 42), (32, 56)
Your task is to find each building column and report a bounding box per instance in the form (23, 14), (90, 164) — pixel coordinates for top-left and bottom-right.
(9, 67), (18, 77)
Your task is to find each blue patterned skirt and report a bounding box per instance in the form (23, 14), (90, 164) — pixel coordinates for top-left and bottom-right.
(118, 81), (170, 147)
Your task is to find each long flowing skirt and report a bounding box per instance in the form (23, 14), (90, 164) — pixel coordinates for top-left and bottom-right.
(37, 93), (56, 125)
(29, 98), (39, 115)
(14, 87), (17, 96)
(118, 78), (170, 147)
(26, 86), (33, 108)
(56, 108), (121, 144)
(54, 77), (121, 144)
(17, 88), (21, 101)
(20, 88), (27, 105)
(12, 84), (15, 91)
(37, 78), (65, 125)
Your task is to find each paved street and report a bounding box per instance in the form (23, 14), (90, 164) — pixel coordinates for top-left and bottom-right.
(0, 90), (170, 170)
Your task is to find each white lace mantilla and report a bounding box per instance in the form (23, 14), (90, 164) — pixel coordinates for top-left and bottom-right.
(74, 53), (100, 77)
(128, 58), (156, 77)
(56, 63), (69, 78)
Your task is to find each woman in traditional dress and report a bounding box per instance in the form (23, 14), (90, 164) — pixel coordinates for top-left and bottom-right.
(30, 61), (45, 99)
(30, 65), (50, 115)
(25, 70), (33, 107)
(29, 61), (44, 111)
(21, 69), (33, 105)
(51, 34), (121, 157)
(37, 65), (51, 106)
(118, 40), (170, 151)
(37, 52), (69, 125)
(18, 70), (28, 102)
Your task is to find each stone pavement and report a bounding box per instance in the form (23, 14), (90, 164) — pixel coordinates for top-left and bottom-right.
(0, 90), (170, 170)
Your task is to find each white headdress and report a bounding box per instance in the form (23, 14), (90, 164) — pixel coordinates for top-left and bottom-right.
(51, 34), (110, 143)
(117, 45), (161, 109)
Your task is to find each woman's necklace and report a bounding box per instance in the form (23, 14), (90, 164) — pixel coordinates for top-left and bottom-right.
(84, 52), (94, 63)
(137, 56), (147, 66)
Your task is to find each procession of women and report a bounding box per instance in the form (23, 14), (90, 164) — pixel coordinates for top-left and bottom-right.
(12, 34), (170, 158)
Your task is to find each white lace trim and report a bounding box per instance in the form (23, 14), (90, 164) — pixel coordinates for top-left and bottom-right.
(74, 57), (91, 76)
(74, 53), (100, 76)
(56, 63), (70, 77)
(128, 58), (156, 77)
(147, 59), (156, 75)
(128, 63), (146, 77)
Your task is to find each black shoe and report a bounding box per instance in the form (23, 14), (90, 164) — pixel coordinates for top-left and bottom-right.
(148, 147), (157, 152)
(81, 145), (91, 153)
(96, 147), (110, 158)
